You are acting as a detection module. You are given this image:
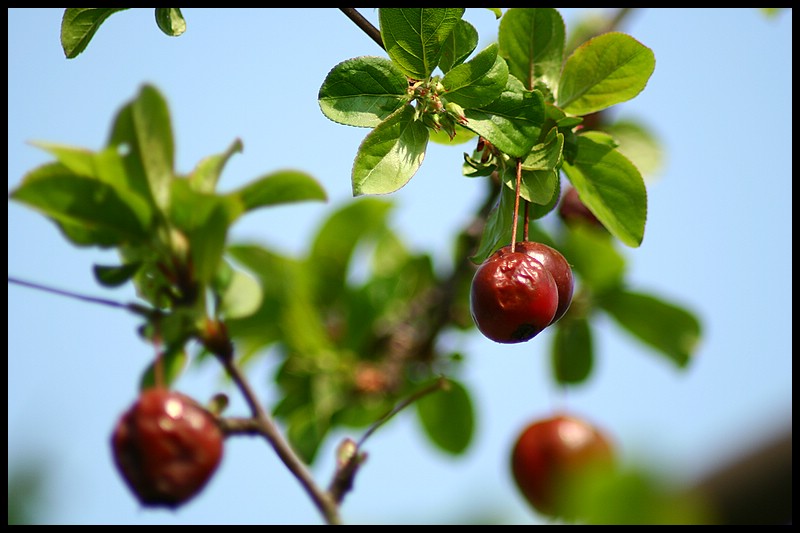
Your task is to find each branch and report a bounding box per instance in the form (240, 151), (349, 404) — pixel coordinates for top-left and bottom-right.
(339, 8), (384, 51)
(217, 354), (342, 525)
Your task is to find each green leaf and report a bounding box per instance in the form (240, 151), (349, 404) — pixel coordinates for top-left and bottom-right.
(169, 181), (240, 285)
(558, 32), (655, 116)
(441, 43), (507, 109)
(60, 8), (128, 58)
(599, 289), (701, 368)
(191, 203), (230, 285)
(107, 104), (156, 208)
(552, 317), (594, 385)
(230, 170), (327, 214)
(500, 166), (558, 206)
(520, 128), (564, 172)
(188, 138), (243, 194)
(224, 245), (293, 353)
(352, 104), (429, 196)
(139, 346), (188, 390)
(131, 84), (175, 211)
(155, 8), (186, 37)
(416, 379), (474, 455)
(605, 119), (664, 179)
(438, 19), (479, 73)
(564, 465), (713, 524)
(318, 57), (410, 128)
(562, 224), (625, 295)
(218, 266), (263, 320)
(93, 262), (142, 287)
(462, 76), (544, 158)
(498, 8), (566, 91)
(527, 175), (562, 220)
(498, 128), (563, 206)
(562, 133), (647, 247)
(31, 142), (154, 231)
(308, 197), (393, 307)
(285, 406), (329, 465)
(379, 8), (465, 79)
(470, 184), (523, 264)
(10, 162), (149, 245)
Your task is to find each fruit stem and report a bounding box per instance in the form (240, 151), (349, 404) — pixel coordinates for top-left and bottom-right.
(523, 199), (530, 241)
(510, 158), (523, 252)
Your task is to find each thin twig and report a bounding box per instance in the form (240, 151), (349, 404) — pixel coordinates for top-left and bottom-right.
(339, 8), (384, 51)
(8, 275), (151, 316)
(357, 376), (449, 449)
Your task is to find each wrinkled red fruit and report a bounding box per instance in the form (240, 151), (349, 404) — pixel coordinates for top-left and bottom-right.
(498, 241), (574, 324)
(558, 186), (604, 230)
(470, 248), (558, 343)
(111, 388), (224, 508)
(511, 414), (615, 517)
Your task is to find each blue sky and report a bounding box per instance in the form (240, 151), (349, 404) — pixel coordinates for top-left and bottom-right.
(8, 8), (792, 524)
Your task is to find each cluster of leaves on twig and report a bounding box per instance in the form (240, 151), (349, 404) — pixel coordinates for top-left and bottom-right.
(9, 7), (704, 524)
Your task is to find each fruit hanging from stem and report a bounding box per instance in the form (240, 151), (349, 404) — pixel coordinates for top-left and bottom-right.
(111, 387), (224, 508)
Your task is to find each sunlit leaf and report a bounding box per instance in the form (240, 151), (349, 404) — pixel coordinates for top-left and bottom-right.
(558, 32), (655, 116)
(499, 8), (566, 91)
(131, 84), (175, 211)
(60, 8), (128, 58)
(379, 8), (465, 79)
(188, 138), (243, 193)
(318, 56), (410, 128)
(155, 8), (186, 37)
(10, 162), (149, 245)
(441, 43), (508, 109)
(352, 104), (429, 195)
(231, 170), (327, 213)
(438, 19), (479, 73)
(463, 76), (544, 158)
(562, 132), (647, 247)
(218, 266), (263, 320)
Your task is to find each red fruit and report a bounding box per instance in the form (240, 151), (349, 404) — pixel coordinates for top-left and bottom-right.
(499, 241), (574, 324)
(511, 414), (615, 517)
(111, 388), (224, 508)
(558, 187), (604, 230)
(470, 248), (558, 343)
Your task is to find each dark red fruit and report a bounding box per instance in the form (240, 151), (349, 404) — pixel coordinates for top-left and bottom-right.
(558, 186), (604, 230)
(111, 388), (224, 508)
(511, 414), (615, 517)
(470, 248), (558, 343)
(498, 241), (574, 324)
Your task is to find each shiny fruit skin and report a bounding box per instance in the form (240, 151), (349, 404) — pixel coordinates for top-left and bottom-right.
(511, 414), (614, 517)
(470, 248), (558, 343)
(499, 241), (574, 324)
(111, 388), (224, 508)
